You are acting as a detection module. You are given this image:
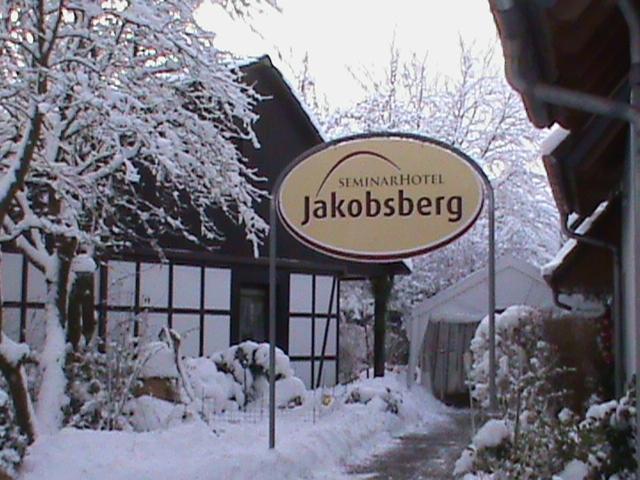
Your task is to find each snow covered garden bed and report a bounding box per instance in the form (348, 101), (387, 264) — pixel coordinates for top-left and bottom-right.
(17, 339), (448, 480)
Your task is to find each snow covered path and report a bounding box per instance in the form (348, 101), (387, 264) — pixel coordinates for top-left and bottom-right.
(347, 410), (473, 479)
(19, 372), (452, 480)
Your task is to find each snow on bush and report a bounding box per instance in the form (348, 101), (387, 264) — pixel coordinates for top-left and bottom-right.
(468, 305), (564, 411)
(64, 338), (143, 431)
(473, 420), (511, 449)
(274, 377), (306, 409)
(125, 396), (191, 432)
(125, 341), (307, 431)
(458, 304), (637, 479)
(63, 335), (309, 435)
(0, 386), (28, 478)
(345, 385), (402, 414)
(453, 420), (512, 477)
(555, 459), (589, 480)
(208, 341), (295, 407)
(139, 342), (179, 380)
(183, 357), (239, 414)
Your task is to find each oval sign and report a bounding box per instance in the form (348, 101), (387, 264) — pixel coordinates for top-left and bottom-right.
(277, 135), (485, 262)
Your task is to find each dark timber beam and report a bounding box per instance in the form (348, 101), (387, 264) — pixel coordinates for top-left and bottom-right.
(372, 274), (394, 377)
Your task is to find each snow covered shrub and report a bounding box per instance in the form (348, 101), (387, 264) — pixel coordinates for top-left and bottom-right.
(124, 396), (192, 432)
(185, 356), (242, 414)
(570, 381), (636, 478)
(0, 386), (27, 479)
(345, 386), (401, 414)
(454, 419), (512, 477)
(63, 337), (144, 430)
(339, 322), (370, 383)
(210, 341), (295, 407)
(468, 305), (568, 413)
(135, 341), (181, 403)
(458, 384), (637, 479)
(459, 305), (636, 479)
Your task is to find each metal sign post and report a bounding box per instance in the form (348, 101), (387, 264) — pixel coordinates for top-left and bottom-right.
(268, 195), (278, 450)
(268, 133), (497, 448)
(485, 179), (497, 411)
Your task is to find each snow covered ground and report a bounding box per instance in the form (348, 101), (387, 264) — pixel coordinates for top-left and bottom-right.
(19, 370), (450, 480)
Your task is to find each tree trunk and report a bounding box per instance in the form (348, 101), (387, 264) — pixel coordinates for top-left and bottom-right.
(35, 255), (70, 433)
(0, 249), (38, 443)
(372, 275), (394, 378)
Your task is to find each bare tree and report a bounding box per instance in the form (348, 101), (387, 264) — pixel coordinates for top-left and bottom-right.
(304, 40), (560, 316)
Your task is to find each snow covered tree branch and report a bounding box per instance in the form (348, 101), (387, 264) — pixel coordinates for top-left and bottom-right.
(0, 0), (271, 441)
(306, 41), (560, 316)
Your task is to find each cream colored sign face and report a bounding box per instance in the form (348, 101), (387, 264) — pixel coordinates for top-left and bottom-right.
(277, 136), (484, 262)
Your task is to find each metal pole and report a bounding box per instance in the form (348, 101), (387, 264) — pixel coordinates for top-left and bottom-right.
(615, 0), (640, 471)
(268, 199), (277, 449)
(486, 178), (497, 411)
(631, 94), (640, 480)
(558, 208), (624, 395)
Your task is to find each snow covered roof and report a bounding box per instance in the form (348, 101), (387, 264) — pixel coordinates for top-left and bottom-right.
(541, 125), (570, 156)
(240, 55), (325, 143)
(540, 201), (610, 288)
(541, 200), (609, 279)
(411, 254), (555, 324)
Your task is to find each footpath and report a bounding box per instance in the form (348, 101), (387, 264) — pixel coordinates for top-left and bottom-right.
(347, 409), (473, 479)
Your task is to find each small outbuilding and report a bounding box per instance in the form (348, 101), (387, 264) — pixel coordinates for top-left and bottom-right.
(407, 255), (561, 403)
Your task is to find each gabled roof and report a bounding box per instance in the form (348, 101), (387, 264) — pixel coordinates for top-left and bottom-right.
(240, 55), (325, 144)
(411, 255), (554, 322)
(209, 56), (411, 277)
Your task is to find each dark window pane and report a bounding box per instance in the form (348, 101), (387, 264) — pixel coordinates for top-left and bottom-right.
(239, 287), (267, 342)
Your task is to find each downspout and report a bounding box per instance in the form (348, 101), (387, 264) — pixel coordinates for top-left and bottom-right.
(552, 290), (572, 311)
(560, 209), (624, 396)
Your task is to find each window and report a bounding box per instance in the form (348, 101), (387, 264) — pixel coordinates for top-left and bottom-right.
(238, 286), (267, 342)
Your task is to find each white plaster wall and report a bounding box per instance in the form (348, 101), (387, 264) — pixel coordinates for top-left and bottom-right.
(203, 315), (230, 355)
(3, 308), (20, 342)
(27, 262), (46, 302)
(106, 311), (136, 343)
(107, 261), (136, 307)
(314, 360), (336, 387)
(2, 253), (22, 302)
(315, 275), (337, 314)
(25, 308), (46, 349)
(172, 265), (200, 309)
(291, 360), (311, 388)
(314, 317), (337, 356)
(288, 316), (312, 356)
(139, 313), (168, 343)
(289, 274), (312, 313)
(289, 361), (337, 389)
(172, 313), (200, 357)
(205, 268), (231, 310)
(140, 263), (169, 308)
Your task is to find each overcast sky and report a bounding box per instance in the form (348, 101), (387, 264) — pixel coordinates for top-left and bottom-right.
(197, 1), (502, 108)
